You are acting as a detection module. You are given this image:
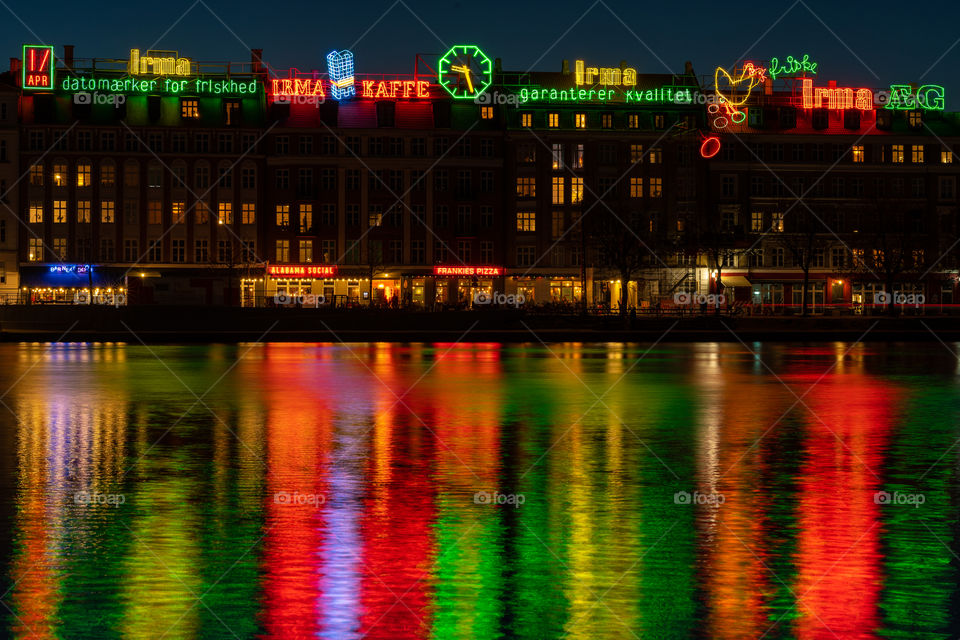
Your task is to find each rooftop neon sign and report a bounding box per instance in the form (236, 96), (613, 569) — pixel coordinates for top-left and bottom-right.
(326, 50), (355, 100)
(574, 59), (637, 86)
(516, 86), (695, 104)
(768, 54), (818, 81)
(22, 44), (54, 90)
(800, 79), (945, 111)
(60, 76), (258, 96)
(128, 49), (191, 76)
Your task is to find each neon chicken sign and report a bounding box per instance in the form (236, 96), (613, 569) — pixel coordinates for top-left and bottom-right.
(711, 63), (766, 128)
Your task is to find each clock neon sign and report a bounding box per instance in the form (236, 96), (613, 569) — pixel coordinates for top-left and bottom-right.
(22, 44), (54, 90)
(438, 45), (492, 99)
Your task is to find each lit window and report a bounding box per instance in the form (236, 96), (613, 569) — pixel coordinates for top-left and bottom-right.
(218, 202), (233, 225)
(891, 144), (905, 163)
(480, 106), (494, 120)
(28, 238), (42, 261)
(53, 237), (66, 260)
(649, 147), (662, 164)
(299, 240), (313, 263)
(908, 111), (922, 127)
(601, 113), (613, 128)
(552, 143), (563, 170)
(29, 202), (43, 223)
(630, 144), (644, 163)
(571, 177), (583, 203)
(100, 164), (116, 187)
(912, 144), (925, 163)
(172, 201), (185, 224)
(181, 99), (200, 119)
(276, 204), (290, 227)
(574, 113), (587, 128)
(53, 200), (66, 223)
(627, 114), (639, 129)
(572, 144), (584, 169)
(649, 177), (663, 198)
(100, 201), (115, 223)
(516, 177), (536, 198)
(751, 211), (763, 232)
(196, 202), (210, 225)
(552, 177), (565, 204)
(654, 114), (666, 129)
(942, 149), (953, 164)
(548, 113), (559, 128)
(771, 212), (784, 232)
(53, 163), (66, 186)
(77, 163), (91, 187)
(242, 203), (256, 225)
(300, 204), (313, 231)
(630, 177), (643, 198)
(29, 165), (43, 186)
(852, 145), (865, 163)
(275, 240), (290, 263)
(516, 211), (536, 232)
(77, 201), (91, 223)
(521, 113), (532, 127)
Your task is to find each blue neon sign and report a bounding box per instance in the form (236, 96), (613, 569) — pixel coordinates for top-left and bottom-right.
(326, 50), (355, 100)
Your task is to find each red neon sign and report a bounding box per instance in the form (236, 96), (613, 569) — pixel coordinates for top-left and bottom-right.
(271, 72), (435, 100)
(802, 78), (872, 111)
(22, 45), (54, 90)
(360, 80), (430, 99)
(268, 264), (338, 277)
(434, 266), (503, 276)
(700, 136), (721, 159)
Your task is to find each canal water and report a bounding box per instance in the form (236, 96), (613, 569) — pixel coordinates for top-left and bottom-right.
(0, 341), (957, 639)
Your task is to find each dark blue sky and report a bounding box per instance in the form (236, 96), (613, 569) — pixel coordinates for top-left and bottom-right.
(5, 0), (960, 105)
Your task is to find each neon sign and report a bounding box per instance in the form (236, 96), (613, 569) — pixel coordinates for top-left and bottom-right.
(128, 49), (191, 76)
(326, 50), (355, 100)
(60, 76), (258, 96)
(574, 59), (637, 86)
(768, 54), (817, 81)
(700, 136), (721, 159)
(886, 84), (945, 111)
(801, 78), (874, 111)
(49, 264), (90, 274)
(434, 266), (503, 276)
(714, 63), (766, 106)
(517, 86), (694, 104)
(438, 45), (492, 99)
(360, 80), (430, 98)
(268, 264), (338, 278)
(271, 72), (326, 99)
(22, 44), (54, 90)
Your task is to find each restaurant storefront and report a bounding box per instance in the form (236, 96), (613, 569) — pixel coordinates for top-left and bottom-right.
(20, 265), (127, 305)
(433, 266), (505, 309)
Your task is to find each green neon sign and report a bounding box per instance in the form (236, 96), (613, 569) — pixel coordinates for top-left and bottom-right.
(59, 76), (259, 96)
(768, 54), (818, 81)
(517, 86), (696, 105)
(437, 45), (492, 99)
(886, 84), (945, 110)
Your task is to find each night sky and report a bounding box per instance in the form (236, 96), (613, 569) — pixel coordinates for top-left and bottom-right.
(2, 0), (959, 105)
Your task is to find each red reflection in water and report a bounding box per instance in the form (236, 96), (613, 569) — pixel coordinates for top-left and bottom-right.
(794, 372), (890, 639)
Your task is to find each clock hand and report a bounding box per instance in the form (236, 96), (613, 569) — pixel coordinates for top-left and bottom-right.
(451, 64), (474, 93)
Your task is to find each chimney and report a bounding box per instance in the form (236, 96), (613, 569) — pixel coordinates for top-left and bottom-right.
(494, 57), (502, 74)
(251, 48), (263, 73)
(684, 61), (694, 76)
(620, 60), (627, 70)
(561, 59), (570, 74)
(63, 45), (74, 69)
(10, 58), (20, 76)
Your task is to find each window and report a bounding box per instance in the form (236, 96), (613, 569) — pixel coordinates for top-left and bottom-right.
(53, 237), (66, 260)
(276, 205), (290, 227)
(195, 240), (208, 263)
(751, 211), (763, 232)
(912, 145), (925, 163)
(572, 144), (584, 169)
(456, 240), (471, 263)
(649, 148), (662, 164)
(53, 200), (67, 223)
(721, 176), (737, 197)
(275, 240), (290, 263)
(552, 143), (563, 170)
(649, 177), (663, 198)
(218, 202), (233, 225)
(172, 239), (185, 263)
(195, 202), (210, 225)
(241, 167), (256, 189)
(77, 201), (91, 223)
(218, 166), (233, 188)
(517, 246), (536, 266)
(368, 206), (383, 227)
(516, 177), (536, 198)
(54, 164), (68, 186)
(627, 114), (639, 128)
(300, 204), (313, 232)
(630, 144), (644, 163)
(942, 149), (954, 164)
(771, 212), (784, 232)
(242, 203), (256, 224)
(891, 144), (905, 163)
(100, 238), (115, 262)
(299, 240), (313, 263)
(552, 177), (565, 204)
(654, 114), (666, 129)
(940, 177), (956, 200)
(275, 136), (289, 155)
(908, 111), (922, 127)
(480, 105), (494, 119)
(124, 201), (138, 226)
(74, 163), (91, 187)
(571, 177), (583, 204)
(181, 99), (199, 119)
(146, 240), (161, 262)
(574, 113), (587, 128)
(298, 136), (313, 155)
(516, 211), (536, 232)
(521, 113), (532, 127)
(322, 240), (337, 263)
(772, 247), (785, 267)
(100, 201), (115, 223)
(548, 113), (559, 128)
(125, 239), (139, 262)
(852, 145), (865, 163)
(630, 177), (643, 198)
(552, 211), (564, 238)
(601, 113), (613, 129)
(28, 238), (42, 261)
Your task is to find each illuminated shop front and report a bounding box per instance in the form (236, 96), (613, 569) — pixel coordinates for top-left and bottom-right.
(19, 265), (127, 305)
(507, 274), (584, 307)
(433, 266), (505, 308)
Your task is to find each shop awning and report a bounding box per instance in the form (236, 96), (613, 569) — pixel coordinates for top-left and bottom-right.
(720, 275), (752, 287)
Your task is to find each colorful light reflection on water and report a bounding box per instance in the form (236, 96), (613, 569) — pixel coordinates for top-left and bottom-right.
(0, 341), (958, 639)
